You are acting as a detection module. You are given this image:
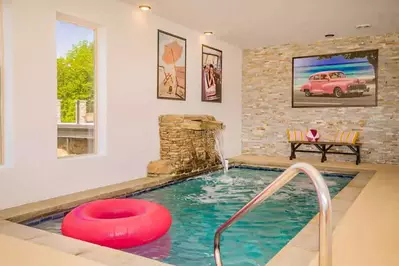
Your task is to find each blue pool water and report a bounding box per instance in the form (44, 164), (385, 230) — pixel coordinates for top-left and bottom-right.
(32, 168), (353, 266)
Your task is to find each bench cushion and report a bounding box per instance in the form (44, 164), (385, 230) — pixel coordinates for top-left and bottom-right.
(286, 129), (307, 141)
(334, 131), (359, 144)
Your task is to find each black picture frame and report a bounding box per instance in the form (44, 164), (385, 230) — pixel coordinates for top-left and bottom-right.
(202, 44), (222, 103)
(157, 30), (187, 101)
(291, 49), (379, 108)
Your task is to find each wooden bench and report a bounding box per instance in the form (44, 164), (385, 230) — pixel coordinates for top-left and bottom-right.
(289, 140), (362, 165)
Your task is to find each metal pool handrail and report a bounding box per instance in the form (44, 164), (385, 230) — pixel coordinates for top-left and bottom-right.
(214, 163), (332, 266)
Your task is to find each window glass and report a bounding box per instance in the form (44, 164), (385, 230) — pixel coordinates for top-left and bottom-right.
(320, 74), (329, 80)
(56, 20), (96, 157)
(330, 72), (346, 79)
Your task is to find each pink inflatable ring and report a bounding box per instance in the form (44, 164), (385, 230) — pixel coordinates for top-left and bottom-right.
(61, 199), (172, 249)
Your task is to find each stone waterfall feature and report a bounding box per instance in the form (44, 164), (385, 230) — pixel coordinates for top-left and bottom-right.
(147, 115), (224, 178)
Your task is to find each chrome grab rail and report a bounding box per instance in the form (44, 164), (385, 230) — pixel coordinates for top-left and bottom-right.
(214, 163), (332, 266)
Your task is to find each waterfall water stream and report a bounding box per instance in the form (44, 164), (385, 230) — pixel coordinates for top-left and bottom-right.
(214, 129), (228, 173)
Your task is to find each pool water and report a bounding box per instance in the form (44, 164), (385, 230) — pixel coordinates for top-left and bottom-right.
(32, 168), (353, 266)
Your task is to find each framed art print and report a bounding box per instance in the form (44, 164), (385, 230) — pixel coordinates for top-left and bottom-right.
(157, 30), (187, 100)
(202, 45), (222, 103)
(292, 49), (378, 108)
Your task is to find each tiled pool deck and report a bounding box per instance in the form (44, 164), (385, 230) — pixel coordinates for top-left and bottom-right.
(1, 155), (398, 266)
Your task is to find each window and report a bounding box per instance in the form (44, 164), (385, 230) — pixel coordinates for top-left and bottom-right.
(329, 72), (346, 79)
(320, 74), (329, 80)
(312, 75), (320, 80)
(56, 18), (96, 158)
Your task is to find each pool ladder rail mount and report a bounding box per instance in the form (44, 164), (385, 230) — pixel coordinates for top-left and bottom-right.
(213, 162), (332, 266)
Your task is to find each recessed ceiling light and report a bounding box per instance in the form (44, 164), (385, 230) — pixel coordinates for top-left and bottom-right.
(325, 34), (335, 38)
(139, 5), (151, 11)
(204, 31), (214, 36)
(356, 24), (371, 29)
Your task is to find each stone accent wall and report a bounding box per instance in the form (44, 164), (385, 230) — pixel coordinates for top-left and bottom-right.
(148, 115), (224, 177)
(242, 33), (399, 164)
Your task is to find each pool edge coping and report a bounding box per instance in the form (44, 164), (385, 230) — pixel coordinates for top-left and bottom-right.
(0, 165), (224, 223)
(0, 163), (376, 266)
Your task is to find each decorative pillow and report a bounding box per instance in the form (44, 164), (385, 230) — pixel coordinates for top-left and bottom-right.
(286, 129), (307, 141)
(306, 129), (320, 142)
(335, 131), (359, 144)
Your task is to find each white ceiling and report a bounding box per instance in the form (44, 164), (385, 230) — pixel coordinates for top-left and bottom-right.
(123, 0), (399, 49)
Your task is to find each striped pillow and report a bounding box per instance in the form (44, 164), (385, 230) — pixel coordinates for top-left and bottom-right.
(335, 131), (359, 144)
(287, 129), (307, 141)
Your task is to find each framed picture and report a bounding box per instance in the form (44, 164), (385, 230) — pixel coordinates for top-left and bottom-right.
(292, 49), (378, 108)
(157, 30), (187, 100)
(202, 45), (222, 102)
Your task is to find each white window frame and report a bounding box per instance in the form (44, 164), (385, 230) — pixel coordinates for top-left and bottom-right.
(56, 13), (99, 158)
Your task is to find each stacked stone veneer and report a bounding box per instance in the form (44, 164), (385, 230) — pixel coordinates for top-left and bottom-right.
(148, 115), (224, 177)
(242, 33), (399, 164)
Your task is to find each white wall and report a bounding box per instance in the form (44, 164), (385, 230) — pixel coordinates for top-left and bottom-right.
(0, 0), (242, 209)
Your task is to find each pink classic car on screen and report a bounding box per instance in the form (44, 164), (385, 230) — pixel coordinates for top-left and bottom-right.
(300, 71), (370, 98)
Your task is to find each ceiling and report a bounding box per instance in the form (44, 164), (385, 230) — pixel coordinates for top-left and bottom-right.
(123, 0), (399, 49)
